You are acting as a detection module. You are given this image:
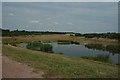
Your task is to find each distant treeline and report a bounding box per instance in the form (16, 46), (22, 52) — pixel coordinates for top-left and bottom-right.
(1, 28), (120, 40)
(1, 29), (68, 36)
(73, 33), (120, 40)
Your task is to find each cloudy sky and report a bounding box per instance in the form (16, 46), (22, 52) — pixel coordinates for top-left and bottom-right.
(2, 2), (118, 33)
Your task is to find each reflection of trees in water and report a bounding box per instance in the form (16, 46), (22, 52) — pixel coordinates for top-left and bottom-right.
(85, 43), (120, 55)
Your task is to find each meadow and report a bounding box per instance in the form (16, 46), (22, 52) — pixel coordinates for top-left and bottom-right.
(2, 34), (119, 78)
(3, 45), (118, 78)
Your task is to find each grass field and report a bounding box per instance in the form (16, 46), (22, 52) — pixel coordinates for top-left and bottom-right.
(3, 44), (118, 78)
(2, 34), (118, 45)
(2, 34), (119, 78)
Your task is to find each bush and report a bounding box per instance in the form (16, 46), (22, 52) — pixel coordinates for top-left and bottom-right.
(85, 43), (120, 54)
(40, 44), (52, 52)
(106, 45), (120, 54)
(26, 42), (52, 52)
(85, 43), (104, 50)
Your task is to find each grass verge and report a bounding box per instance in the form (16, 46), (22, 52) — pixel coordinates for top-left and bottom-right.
(81, 55), (112, 63)
(3, 45), (118, 78)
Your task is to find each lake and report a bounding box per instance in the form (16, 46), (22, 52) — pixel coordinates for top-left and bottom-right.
(48, 43), (119, 64)
(17, 42), (119, 64)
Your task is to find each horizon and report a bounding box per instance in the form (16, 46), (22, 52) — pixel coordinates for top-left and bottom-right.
(2, 2), (118, 33)
(1, 28), (118, 34)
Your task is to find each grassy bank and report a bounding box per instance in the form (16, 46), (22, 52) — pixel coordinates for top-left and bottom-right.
(81, 55), (111, 63)
(3, 45), (118, 78)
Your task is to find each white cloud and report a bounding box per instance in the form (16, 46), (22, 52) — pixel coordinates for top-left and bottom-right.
(47, 18), (52, 20)
(30, 20), (39, 24)
(48, 23), (52, 26)
(53, 22), (59, 25)
(25, 25), (29, 27)
(67, 22), (74, 25)
(9, 13), (14, 16)
(26, 10), (31, 13)
(3, 2), (117, 33)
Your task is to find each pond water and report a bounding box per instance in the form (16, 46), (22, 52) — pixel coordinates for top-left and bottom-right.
(48, 43), (119, 64)
(17, 42), (119, 64)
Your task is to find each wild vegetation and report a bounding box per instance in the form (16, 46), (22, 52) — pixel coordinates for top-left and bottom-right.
(81, 54), (111, 63)
(1, 28), (120, 41)
(85, 43), (104, 50)
(3, 45), (118, 78)
(57, 40), (80, 45)
(57, 40), (71, 44)
(106, 45), (120, 54)
(26, 42), (52, 52)
(74, 32), (120, 40)
(1, 29), (68, 36)
(1, 29), (119, 78)
(85, 43), (120, 54)
(25, 42), (63, 55)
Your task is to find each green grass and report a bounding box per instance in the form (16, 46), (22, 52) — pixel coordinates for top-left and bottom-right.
(16, 43), (28, 46)
(57, 42), (71, 44)
(52, 52), (64, 55)
(81, 55), (112, 63)
(3, 45), (118, 78)
(57, 40), (71, 44)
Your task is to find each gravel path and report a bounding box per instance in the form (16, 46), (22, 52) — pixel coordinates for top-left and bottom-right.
(2, 56), (44, 78)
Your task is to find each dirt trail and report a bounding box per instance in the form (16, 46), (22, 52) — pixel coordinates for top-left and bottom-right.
(2, 56), (44, 78)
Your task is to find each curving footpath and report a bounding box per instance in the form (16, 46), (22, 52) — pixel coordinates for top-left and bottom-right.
(2, 56), (44, 78)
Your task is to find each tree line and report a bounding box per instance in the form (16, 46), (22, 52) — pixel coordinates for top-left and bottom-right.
(1, 28), (120, 40)
(73, 32), (120, 40)
(1, 29), (69, 36)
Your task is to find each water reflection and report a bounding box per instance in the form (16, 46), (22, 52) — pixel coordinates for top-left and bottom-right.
(49, 43), (119, 64)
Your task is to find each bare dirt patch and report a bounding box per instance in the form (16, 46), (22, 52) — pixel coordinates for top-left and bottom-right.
(2, 56), (44, 78)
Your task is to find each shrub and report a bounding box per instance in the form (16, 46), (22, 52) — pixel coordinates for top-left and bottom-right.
(40, 44), (52, 52)
(85, 43), (120, 54)
(26, 42), (52, 52)
(85, 43), (104, 50)
(106, 45), (120, 54)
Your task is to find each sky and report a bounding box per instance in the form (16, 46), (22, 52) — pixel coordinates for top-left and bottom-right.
(2, 0), (120, 2)
(0, 2), (1, 29)
(2, 2), (118, 33)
